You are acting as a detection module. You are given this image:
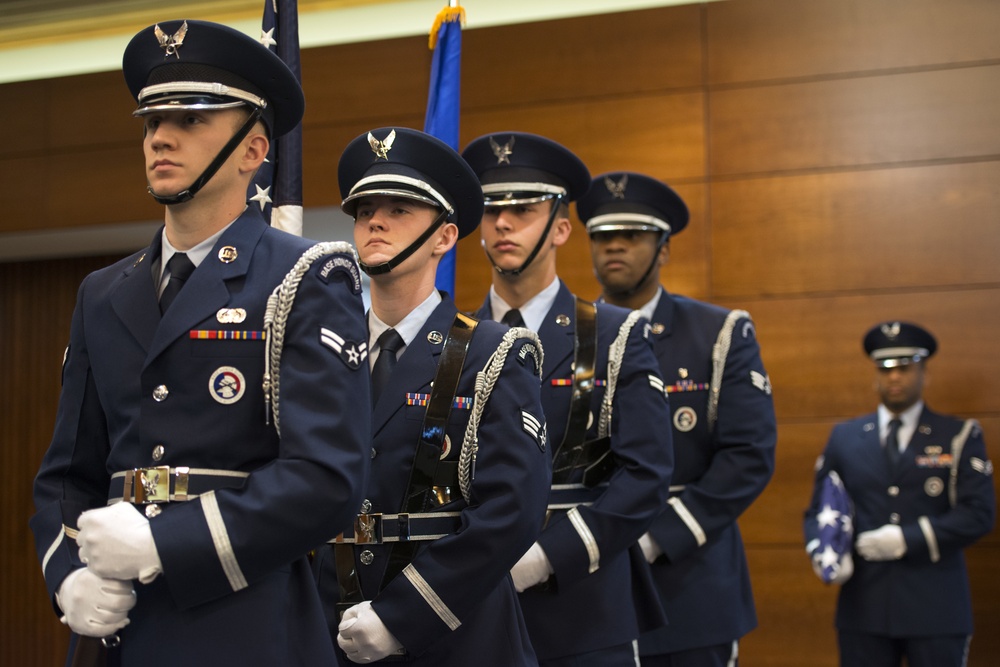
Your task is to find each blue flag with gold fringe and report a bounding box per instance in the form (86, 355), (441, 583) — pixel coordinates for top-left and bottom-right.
(248, 0), (304, 236)
(424, 3), (465, 294)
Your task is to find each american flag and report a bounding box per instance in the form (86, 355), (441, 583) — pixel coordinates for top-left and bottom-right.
(813, 470), (854, 583)
(248, 0), (303, 236)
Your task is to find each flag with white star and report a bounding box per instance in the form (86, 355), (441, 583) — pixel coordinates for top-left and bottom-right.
(814, 470), (854, 583)
(248, 0), (303, 235)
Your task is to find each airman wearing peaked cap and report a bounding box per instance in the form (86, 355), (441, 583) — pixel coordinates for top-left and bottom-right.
(805, 320), (994, 667)
(582, 169), (776, 665)
(312, 127), (550, 665)
(465, 133), (675, 666)
(31, 19), (370, 666)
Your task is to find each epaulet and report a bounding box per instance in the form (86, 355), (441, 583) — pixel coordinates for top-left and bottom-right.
(458, 326), (543, 501)
(263, 242), (360, 434)
(598, 309), (645, 439)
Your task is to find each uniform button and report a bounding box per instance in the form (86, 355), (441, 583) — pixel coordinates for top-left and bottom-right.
(888, 486), (899, 496)
(890, 513), (900, 524)
(152, 385), (169, 402)
(360, 550), (374, 565)
(360, 499), (372, 514)
(152, 445), (165, 461)
(370, 448), (378, 460)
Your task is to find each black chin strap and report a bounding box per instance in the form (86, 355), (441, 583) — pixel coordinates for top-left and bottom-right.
(484, 193), (564, 277)
(147, 107), (263, 206)
(607, 232), (669, 299)
(359, 208), (450, 276)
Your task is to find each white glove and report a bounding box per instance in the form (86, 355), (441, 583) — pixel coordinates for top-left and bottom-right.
(78, 503), (162, 583)
(56, 567), (136, 637)
(510, 542), (553, 592)
(811, 548), (854, 584)
(638, 532), (663, 564)
(337, 600), (404, 663)
(856, 524), (907, 561)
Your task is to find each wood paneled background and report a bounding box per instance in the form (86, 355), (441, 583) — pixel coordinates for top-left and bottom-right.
(2, 0), (998, 664)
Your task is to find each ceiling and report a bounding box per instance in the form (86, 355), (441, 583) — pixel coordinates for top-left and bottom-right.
(0, 0), (385, 46)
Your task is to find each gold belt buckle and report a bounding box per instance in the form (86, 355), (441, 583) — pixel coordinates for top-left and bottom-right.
(129, 466), (171, 503)
(354, 513), (383, 544)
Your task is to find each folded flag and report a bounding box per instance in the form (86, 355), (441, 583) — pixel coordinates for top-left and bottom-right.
(813, 470), (854, 583)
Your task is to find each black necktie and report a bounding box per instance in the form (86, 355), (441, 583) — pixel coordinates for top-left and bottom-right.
(159, 252), (196, 314)
(501, 308), (526, 328)
(885, 417), (903, 471)
(371, 328), (404, 406)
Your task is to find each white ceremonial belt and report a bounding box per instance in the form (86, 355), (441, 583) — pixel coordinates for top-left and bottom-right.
(111, 466), (250, 504)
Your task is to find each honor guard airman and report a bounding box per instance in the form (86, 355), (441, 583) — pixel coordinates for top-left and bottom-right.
(463, 133), (674, 666)
(30, 20), (371, 666)
(580, 172), (778, 666)
(804, 322), (995, 667)
(312, 127), (550, 665)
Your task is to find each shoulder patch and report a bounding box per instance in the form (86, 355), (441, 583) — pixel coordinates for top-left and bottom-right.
(317, 253), (362, 294)
(320, 327), (368, 370)
(517, 340), (542, 374)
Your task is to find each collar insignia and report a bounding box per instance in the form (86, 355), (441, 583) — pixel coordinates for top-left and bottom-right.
(605, 174), (628, 199)
(155, 20), (188, 59)
(368, 129), (396, 160)
(489, 136), (515, 165)
(881, 322), (901, 340)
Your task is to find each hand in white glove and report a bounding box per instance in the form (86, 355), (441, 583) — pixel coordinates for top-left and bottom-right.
(638, 532), (663, 564)
(510, 542), (553, 592)
(811, 548), (854, 584)
(78, 503), (162, 583)
(856, 524), (907, 561)
(56, 567), (136, 637)
(337, 600), (404, 663)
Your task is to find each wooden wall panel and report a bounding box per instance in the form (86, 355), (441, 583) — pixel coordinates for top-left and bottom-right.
(462, 91), (706, 180)
(742, 547), (840, 666)
(300, 35), (430, 129)
(710, 65), (1000, 175)
(710, 162), (1000, 297)
(1, 79), (48, 156)
(724, 289), (1000, 420)
(462, 5), (704, 108)
(51, 70), (137, 149)
(708, 0), (1000, 85)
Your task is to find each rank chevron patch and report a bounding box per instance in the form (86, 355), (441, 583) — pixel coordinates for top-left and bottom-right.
(522, 410), (547, 452)
(320, 327), (367, 370)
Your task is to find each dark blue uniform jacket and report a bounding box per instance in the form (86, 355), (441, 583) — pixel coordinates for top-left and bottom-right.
(479, 281), (674, 660)
(315, 297), (551, 666)
(31, 210), (371, 665)
(805, 406), (995, 637)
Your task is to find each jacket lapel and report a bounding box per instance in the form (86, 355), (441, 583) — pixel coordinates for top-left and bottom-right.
(144, 212), (265, 368)
(110, 230), (162, 355)
(537, 282), (576, 382)
(371, 299), (455, 436)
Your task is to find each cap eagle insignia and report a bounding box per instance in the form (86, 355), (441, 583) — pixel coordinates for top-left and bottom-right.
(368, 129), (396, 160)
(881, 322), (901, 340)
(604, 174), (628, 199)
(154, 20), (188, 59)
(490, 136), (515, 165)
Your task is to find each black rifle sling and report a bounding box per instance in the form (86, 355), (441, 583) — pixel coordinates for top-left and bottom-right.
(379, 312), (477, 590)
(550, 298), (599, 483)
